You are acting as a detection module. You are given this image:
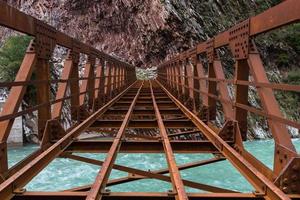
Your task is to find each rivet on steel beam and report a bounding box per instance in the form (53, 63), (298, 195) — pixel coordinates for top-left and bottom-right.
(252, 190), (264, 197)
(101, 188), (111, 195)
(167, 190), (176, 196)
(292, 164), (299, 171)
(13, 188), (26, 194)
(282, 186), (289, 193)
(283, 178), (289, 185)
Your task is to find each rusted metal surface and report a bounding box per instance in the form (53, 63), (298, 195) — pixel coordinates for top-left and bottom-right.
(157, 80), (291, 200)
(150, 81), (188, 200)
(87, 82), (143, 200)
(156, 0), (300, 199)
(0, 0), (299, 200)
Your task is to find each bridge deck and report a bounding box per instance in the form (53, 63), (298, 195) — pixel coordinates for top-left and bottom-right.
(0, 0), (300, 200)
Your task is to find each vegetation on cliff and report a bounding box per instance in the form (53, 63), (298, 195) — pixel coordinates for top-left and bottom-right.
(0, 35), (31, 82)
(1, 0), (299, 139)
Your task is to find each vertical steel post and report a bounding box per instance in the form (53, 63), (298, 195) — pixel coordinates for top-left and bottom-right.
(36, 59), (52, 140)
(186, 60), (195, 111)
(207, 61), (217, 121)
(69, 50), (80, 121)
(212, 60), (234, 120)
(234, 60), (249, 141)
(52, 52), (73, 119)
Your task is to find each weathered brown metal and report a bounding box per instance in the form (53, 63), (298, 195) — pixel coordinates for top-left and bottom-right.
(52, 53), (74, 119)
(64, 157), (226, 192)
(64, 154), (233, 193)
(87, 82), (143, 200)
(65, 140), (220, 153)
(157, 80), (291, 200)
(79, 56), (96, 108)
(157, 2), (300, 199)
(150, 81), (188, 200)
(247, 51), (296, 175)
(0, 81), (136, 199)
(0, 0), (299, 200)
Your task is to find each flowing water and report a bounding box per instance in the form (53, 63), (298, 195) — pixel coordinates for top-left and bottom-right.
(7, 139), (300, 193)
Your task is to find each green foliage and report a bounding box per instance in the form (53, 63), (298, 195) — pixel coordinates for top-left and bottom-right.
(0, 35), (37, 105)
(256, 23), (300, 122)
(285, 23), (300, 53)
(0, 35), (32, 82)
(276, 69), (300, 121)
(277, 53), (290, 67)
(284, 69), (300, 86)
(254, 0), (281, 13)
(268, 23), (300, 54)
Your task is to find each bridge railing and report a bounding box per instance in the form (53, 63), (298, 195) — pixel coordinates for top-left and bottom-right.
(157, 0), (300, 188)
(0, 2), (136, 179)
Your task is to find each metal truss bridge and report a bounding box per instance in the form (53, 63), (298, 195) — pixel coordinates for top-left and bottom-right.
(0, 0), (299, 200)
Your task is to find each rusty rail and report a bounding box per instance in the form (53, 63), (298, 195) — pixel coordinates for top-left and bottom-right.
(156, 0), (300, 198)
(0, 0), (299, 200)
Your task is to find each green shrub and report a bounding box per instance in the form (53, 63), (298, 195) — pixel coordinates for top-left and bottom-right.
(0, 35), (32, 82)
(285, 23), (300, 53)
(278, 69), (300, 120)
(0, 35), (36, 104)
(285, 69), (300, 85)
(276, 53), (290, 67)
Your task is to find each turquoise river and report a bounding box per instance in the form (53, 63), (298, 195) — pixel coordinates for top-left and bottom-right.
(7, 139), (300, 193)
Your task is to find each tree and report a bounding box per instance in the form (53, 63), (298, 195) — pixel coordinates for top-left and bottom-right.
(0, 35), (32, 82)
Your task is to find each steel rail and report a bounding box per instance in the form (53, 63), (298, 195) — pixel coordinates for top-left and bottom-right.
(12, 192), (300, 200)
(0, 78), (129, 122)
(10, 191), (300, 200)
(5, 121), (81, 179)
(0, 86), (102, 122)
(159, 76), (300, 129)
(0, 81), (137, 200)
(11, 192), (273, 200)
(150, 81), (189, 200)
(158, 73), (300, 92)
(167, 130), (200, 138)
(156, 80), (290, 200)
(0, 75), (135, 88)
(86, 81), (144, 200)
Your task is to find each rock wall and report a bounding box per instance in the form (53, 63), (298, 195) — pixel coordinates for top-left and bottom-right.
(0, 101), (23, 146)
(3, 0), (282, 67)
(2, 0), (299, 139)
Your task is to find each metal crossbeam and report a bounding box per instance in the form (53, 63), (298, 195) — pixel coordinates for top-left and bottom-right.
(0, 1), (299, 200)
(87, 82), (144, 200)
(150, 81), (188, 200)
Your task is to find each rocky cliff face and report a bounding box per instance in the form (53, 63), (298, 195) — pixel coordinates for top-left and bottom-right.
(4, 0), (284, 67)
(2, 0), (299, 139)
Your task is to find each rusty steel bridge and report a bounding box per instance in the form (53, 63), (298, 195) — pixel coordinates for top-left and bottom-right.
(0, 0), (300, 200)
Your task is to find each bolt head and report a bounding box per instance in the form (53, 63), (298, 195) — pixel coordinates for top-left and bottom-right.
(292, 164), (299, 171)
(282, 186), (289, 193)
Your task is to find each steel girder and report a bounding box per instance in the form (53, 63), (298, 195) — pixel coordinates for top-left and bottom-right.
(0, 0), (299, 200)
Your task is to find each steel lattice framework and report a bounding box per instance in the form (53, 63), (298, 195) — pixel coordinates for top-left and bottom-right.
(0, 0), (299, 200)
